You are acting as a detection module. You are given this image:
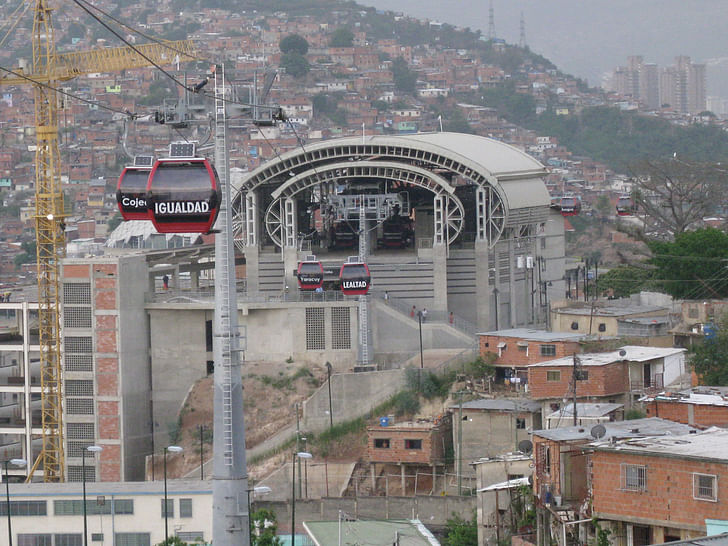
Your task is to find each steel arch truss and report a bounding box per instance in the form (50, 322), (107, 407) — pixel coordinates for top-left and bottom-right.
(263, 161), (466, 248)
(477, 185), (506, 247)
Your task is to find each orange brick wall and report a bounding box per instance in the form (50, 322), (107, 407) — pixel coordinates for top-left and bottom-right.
(367, 427), (445, 465)
(529, 362), (628, 400)
(533, 436), (562, 498)
(592, 450), (728, 528)
(645, 401), (728, 427)
(479, 335), (581, 367)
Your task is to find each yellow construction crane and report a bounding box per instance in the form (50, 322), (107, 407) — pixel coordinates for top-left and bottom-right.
(0, 0), (195, 482)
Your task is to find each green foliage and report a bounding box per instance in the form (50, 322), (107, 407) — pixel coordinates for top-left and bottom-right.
(391, 57), (417, 94)
(511, 485), (536, 532)
(14, 240), (36, 266)
(279, 34), (309, 55)
(329, 27), (354, 47)
(648, 228), (728, 299)
(259, 367), (316, 390)
(625, 408), (646, 420)
(137, 80), (174, 106)
(107, 212), (123, 233)
(280, 52), (310, 78)
(596, 265), (654, 298)
(442, 512), (478, 546)
(465, 356), (495, 380)
(392, 390), (420, 417)
(251, 508), (283, 545)
(155, 537), (189, 546)
(371, 99), (390, 111)
(313, 417), (366, 457)
(690, 312), (728, 385)
(592, 519), (612, 546)
(480, 82), (538, 126)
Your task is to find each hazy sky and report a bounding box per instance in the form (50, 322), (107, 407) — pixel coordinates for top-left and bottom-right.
(360, 0), (728, 99)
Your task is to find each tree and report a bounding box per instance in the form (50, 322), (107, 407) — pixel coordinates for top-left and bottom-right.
(279, 34), (309, 55)
(107, 212), (123, 233)
(280, 53), (310, 79)
(442, 513), (478, 546)
(629, 158), (728, 238)
(251, 508), (283, 545)
(647, 228), (728, 299)
(690, 312), (728, 385)
(596, 265), (654, 298)
(329, 27), (354, 47)
(391, 57), (417, 94)
(155, 537), (188, 546)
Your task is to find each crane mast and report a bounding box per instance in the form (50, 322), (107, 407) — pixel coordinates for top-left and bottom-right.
(32, 0), (66, 482)
(0, 0), (195, 481)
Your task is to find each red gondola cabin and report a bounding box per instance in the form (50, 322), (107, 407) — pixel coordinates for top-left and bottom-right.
(339, 260), (371, 296)
(116, 155), (154, 221)
(297, 257), (324, 291)
(146, 147), (221, 233)
(616, 195), (636, 216)
(559, 195), (581, 216)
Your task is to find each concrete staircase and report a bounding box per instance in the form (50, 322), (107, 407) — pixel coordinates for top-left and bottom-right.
(258, 253), (285, 295)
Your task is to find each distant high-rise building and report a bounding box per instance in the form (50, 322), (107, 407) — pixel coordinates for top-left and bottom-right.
(609, 55), (706, 114)
(660, 56), (706, 114)
(488, 0), (496, 40)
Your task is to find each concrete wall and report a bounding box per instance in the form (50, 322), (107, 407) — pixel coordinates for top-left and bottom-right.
(302, 369), (407, 433)
(260, 494), (475, 532)
(459, 410), (539, 463)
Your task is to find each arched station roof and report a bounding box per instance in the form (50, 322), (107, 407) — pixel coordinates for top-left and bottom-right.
(235, 132), (550, 213)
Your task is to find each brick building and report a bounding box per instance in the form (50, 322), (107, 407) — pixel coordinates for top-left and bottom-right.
(643, 387), (728, 427)
(478, 328), (589, 382)
(366, 416), (452, 495)
(591, 428), (728, 544)
(532, 418), (696, 545)
(528, 346), (688, 417)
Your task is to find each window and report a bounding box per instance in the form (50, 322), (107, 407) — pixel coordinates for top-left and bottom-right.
(54, 499), (133, 516)
(540, 344), (556, 357)
(115, 534), (151, 546)
(67, 423), (94, 440)
(575, 370), (589, 381)
(598, 323), (606, 332)
(516, 418), (526, 429)
(205, 320), (213, 352)
(177, 532), (204, 542)
(570, 321), (579, 330)
(18, 536), (52, 546)
(91, 535), (104, 542)
(404, 439), (422, 450)
(622, 464), (647, 491)
(0, 500), (47, 515)
(374, 438), (390, 449)
(546, 370), (561, 382)
(161, 499), (173, 518)
(537, 444), (551, 475)
(179, 498), (193, 518)
(693, 473), (717, 501)
(54, 535), (83, 546)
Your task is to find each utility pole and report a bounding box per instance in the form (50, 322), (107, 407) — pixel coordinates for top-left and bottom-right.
(296, 402), (302, 498)
(456, 390), (466, 495)
(572, 354), (580, 426)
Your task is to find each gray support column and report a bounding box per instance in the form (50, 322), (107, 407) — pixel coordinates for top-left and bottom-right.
(432, 194), (448, 312)
(474, 240), (491, 330)
(282, 197), (299, 291)
(509, 238), (517, 328)
(245, 190), (258, 247)
(243, 246), (260, 295)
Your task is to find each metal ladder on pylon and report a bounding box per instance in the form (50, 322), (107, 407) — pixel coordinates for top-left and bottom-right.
(215, 69), (235, 466)
(358, 197), (370, 365)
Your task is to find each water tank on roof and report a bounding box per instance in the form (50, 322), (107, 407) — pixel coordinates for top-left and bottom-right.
(379, 416), (390, 427)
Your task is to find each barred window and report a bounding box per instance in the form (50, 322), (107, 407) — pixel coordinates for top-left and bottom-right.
(546, 371), (561, 381)
(693, 473), (717, 501)
(63, 283), (91, 305)
(67, 423), (94, 440)
(179, 498), (193, 517)
(540, 344), (556, 357)
(65, 337), (93, 354)
(65, 380), (94, 397)
(64, 307), (93, 329)
(65, 354), (93, 372)
(91, 534), (104, 542)
(115, 534), (150, 546)
(161, 499), (174, 518)
(331, 307), (351, 350)
(621, 464), (647, 491)
(54, 499), (133, 516)
(177, 532), (204, 542)
(0, 500), (47, 515)
(305, 308), (325, 350)
(18, 536), (52, 546)
(53, 535), (82, 546)
(67, 466), (95, 483)
(67, 399), (95, 415)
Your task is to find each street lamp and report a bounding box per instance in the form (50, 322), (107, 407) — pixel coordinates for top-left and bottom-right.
(325, 361), (333, 431)
(82, 446), (102, 546)
(164, 445), (183, 545)
(291, 451), (312, 546)
(247, 485), (272, 544)
(3, 458), (26, 546)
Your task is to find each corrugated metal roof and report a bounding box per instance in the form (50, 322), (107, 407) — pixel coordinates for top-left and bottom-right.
(648, 534), (728, 545)
(546, 402), (623, 419)
(593, 427), (728, 462)
(476, 328), (592, 341)
(532, 417), (696, 442)
(528, 345), (686, 368)
(453, 398), (542, 413)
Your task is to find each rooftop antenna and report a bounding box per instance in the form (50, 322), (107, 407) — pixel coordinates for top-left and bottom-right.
(488, 0), (496, 40)
(519, 12), (526, 48)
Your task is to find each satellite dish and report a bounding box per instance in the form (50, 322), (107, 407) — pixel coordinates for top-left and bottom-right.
(619, 349), (627, 357)
(518, 440), (533, 454)
(591, 424), (607, 439)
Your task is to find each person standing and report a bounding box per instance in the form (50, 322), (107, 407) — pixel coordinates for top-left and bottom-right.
(410, 305), (416, 318)
(162, 275), (169, 290)
(421, 308), (428, 322)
